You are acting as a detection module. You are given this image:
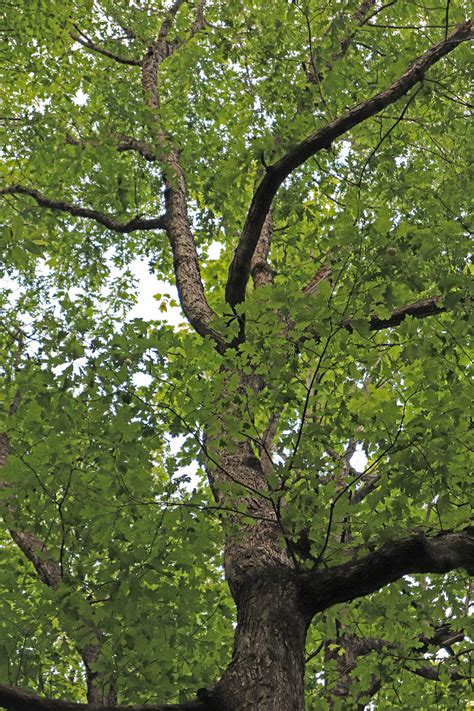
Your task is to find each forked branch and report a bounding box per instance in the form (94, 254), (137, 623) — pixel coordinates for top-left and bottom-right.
(226, 19), (473, 308)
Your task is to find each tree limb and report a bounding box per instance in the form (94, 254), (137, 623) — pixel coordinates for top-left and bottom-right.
(0, 684), (209, 711)
(301, 528), (474, 615)
(350, 474), (381, 504)
(225, 19), (473, 308)
(66, 133), (157, 162)
(0, 185), (166, 233)
(250, 211), (274, 289)
(305, 0), (377, 85)
(367, 296), (446, 331)
(9, 529), (62, 588)
(69, 30), (142, 66)
(297, 296), (449, 351)
(404, 663), (467, 681)
(1, 364), (115, 703)
(140, 2), (222, 346)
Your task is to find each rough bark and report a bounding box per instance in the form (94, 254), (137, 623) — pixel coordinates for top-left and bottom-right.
(205, 441), (308, 710)
(1, 5), (472, 709)
(213, 573), (309, 711)
(140, 10), (223, 347)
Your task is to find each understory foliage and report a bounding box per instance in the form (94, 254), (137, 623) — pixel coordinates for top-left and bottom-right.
(0, 1), (472, 709)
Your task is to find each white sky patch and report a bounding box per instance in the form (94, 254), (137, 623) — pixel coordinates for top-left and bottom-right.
(350, 446), (368, 472)
(127, 258), (183, 325)
(205, 241), (224, 260)
(169, 434), (200, 490)
(72, 88), (89, 106)
(336, 140), (351, 165)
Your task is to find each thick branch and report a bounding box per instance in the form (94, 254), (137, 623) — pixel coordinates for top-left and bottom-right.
(140, 3), (222, 346)
(116, 134), (157, 161)
(298, 296), (449, 351)
(226, 19), (473, 308)
(69, 30), (142, 66)
(250, 212), (274, 289)
(0, 185), (166, 233)
(301, 529), (474, 615)
(10, 529), (62, 589)
(367, 296), (445, 330)
(350, 474), (381, 504)
(0, 684), (209, 711)
(163, 169), (224, 345)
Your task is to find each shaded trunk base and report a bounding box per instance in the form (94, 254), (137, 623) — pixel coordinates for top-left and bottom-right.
(212, 574), (309, 711)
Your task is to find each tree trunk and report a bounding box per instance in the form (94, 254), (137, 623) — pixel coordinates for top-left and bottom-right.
(207, 442), (310, 710)
(214, 575), (309, 710)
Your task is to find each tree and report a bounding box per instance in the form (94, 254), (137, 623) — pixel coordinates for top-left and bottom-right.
(0, 0), (472, 708)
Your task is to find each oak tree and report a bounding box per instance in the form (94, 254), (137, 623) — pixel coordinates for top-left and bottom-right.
(0, 1), (472, 709)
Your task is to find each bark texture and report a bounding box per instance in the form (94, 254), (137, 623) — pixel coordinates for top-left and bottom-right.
(213, 574), (309, 711)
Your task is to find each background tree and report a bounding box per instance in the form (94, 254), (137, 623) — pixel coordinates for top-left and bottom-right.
(0, 1), (472, 709)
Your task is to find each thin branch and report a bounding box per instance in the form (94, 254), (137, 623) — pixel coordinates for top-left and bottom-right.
(404, 663), (467, 681)
(0, 185), (166, 233)
(69, 30), (142, 66)
(66, 132), (156, 162)
(445, 0), (452, 39)
(225, 20), (473, 309)
(306, 0), (377, 84)
(357, 86), (422, 186)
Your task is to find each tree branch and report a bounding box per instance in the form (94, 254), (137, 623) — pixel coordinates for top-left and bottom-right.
(69, 30), (142, 66)
(0, 185), (166, 233)
(350, 474), (381, 504)
(140, 2), (222, 346)
(1, 368), (115, 703)
(305, 0), (377, 85)
(301, 528), (474, 615)
(0, 684), (209, 711)
(298, 296), (449, 351)
(250, 211), (274, 289)
(367, 296), (446, 331)
(9, 529), (62, 589)
(225, 19), (473, 308)
(66, 133), (157, 162)
(405, 663), (467, 681)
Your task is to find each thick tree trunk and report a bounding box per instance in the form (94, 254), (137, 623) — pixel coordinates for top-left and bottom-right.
(207, 442), (310, 710)
(213, 574), (309, 711)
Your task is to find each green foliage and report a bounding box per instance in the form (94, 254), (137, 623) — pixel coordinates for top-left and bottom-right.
(0, 0), (472, 707)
